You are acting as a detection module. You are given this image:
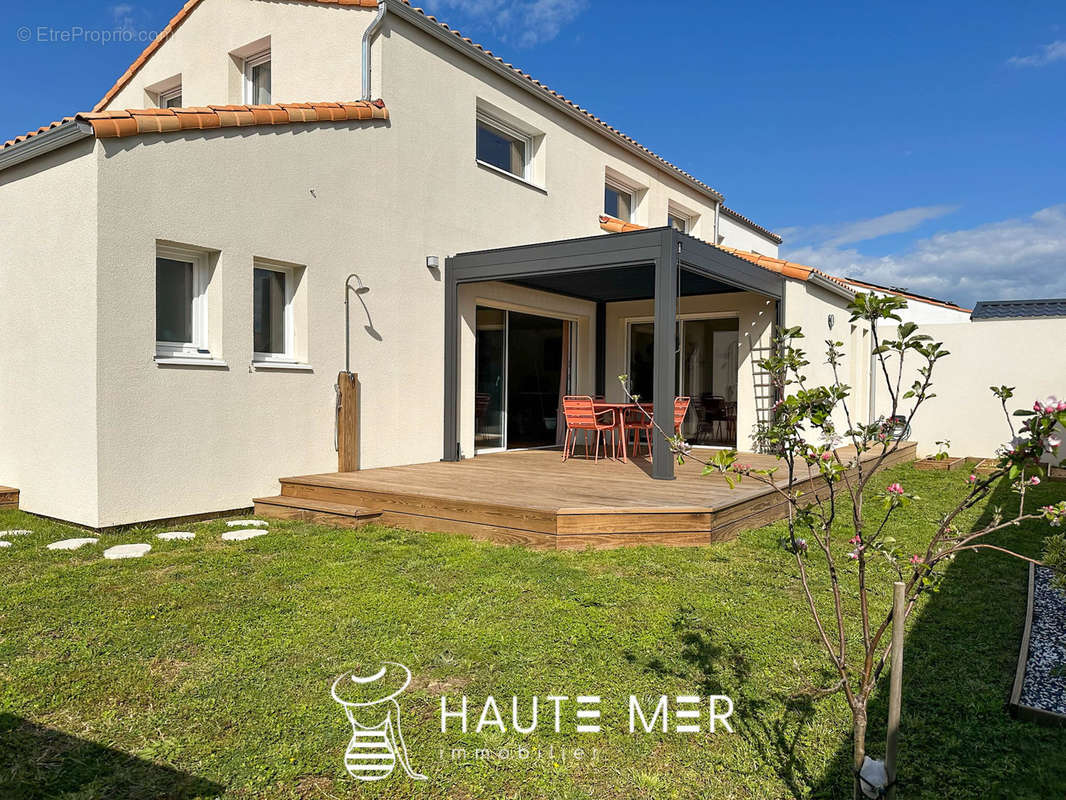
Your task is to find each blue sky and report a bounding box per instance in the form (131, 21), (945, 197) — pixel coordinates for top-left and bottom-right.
(3, 0), (1065, 306)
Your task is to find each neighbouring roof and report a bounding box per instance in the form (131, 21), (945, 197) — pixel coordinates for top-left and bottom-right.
(719, 205), (782, 244)
(1, 101), (387, 150)
(971, 299), (1066, 321)
(598, 215), (851, 293)
(839, 277), (971, 313)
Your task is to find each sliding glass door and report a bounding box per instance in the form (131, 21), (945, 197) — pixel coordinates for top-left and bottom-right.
(626, 316), (740, 447)
(475, 308), (506, 451)
(475, 307), (573, 453)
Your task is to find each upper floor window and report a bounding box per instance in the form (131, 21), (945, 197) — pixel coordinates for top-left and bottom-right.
(159, 86), (182, 109)
(476, 111), (531, 180)
(667, 213), (688, 233)
(156, 244), (211, 358)
(244, 50), (271, 105)
(604, 180), (633, 222)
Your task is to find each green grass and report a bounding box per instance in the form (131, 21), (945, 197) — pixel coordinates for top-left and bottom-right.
(1, 464), (1064, 799)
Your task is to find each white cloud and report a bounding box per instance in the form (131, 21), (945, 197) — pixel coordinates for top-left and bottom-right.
(424, 0), (587, 47)
(781, 204), (1066, 307)
(108, 3), (150, 33)
(780, 204), (958, 248)
(1007, 40), (1066, 67)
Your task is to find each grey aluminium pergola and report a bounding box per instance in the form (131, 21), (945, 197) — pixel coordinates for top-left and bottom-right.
(443, 226), (785, 480)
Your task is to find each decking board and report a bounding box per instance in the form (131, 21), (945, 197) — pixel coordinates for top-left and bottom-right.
(264, 443), (916, 549)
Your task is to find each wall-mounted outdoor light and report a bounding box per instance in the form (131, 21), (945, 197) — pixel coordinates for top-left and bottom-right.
(828, 313), (836, 330)
(426, 255), (440, 270)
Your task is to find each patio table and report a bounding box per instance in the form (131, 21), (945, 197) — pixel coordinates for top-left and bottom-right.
(593, 402), (653, 463)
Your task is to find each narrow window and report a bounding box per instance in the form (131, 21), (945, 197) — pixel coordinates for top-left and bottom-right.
(668, 212), (688, 233)
(244, 51), (271, 104)
(476, 113), (530, 179)
(604, 181), (633, 221)
(156, 245), (209, 357)
(159, 86), (182, 108)
(253, 264), (293, 361)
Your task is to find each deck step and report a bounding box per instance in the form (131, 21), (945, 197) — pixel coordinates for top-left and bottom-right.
(0, 485), (18, 510)
(253, 495), (382, 529)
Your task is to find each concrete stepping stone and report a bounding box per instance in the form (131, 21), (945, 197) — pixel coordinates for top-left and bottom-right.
(0, 529), (32, 537)
(104, 543), (151, 560)
(226, 520), (268, 528)
(0, 541), (11, 548)
(222, 529), (267, 541)
(47, 537), (98, 551)
(157, 531), (195, 541)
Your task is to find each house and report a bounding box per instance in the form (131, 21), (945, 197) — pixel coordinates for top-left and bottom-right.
(0, 0), (874, 529)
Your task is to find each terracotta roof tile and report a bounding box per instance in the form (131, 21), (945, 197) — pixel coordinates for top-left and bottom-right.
(839, 277), (972, 313)
(2, 117), (76, 149)
(598, 215), (850, 292)
(92, 0), (729, 207)
(2, 100), (387, 150)
(93, 0), (379, 111)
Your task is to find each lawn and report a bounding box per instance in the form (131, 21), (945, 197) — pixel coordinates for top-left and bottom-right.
(1, 464), (1065, 799)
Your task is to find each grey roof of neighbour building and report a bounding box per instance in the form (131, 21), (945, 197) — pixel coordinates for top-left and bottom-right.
(970, 299), (1066, 320)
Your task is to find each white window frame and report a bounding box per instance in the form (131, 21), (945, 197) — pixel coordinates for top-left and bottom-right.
(156, 244), (210, 358)
(667, 211), (690, 233)
(243, 50), (271, 104)
(476, 110), (533, 181)
(604, 178), (635, 222)
(158, 85), (182, 108)
(252, 262), (296, 363)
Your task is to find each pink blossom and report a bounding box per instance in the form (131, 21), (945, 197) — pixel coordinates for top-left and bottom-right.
(1030, 476), (1041, 486)
(967, 474), (977, 484)
(1047, 434), (1062, 449)
(886, 483), (904, 496)
(821, 452), (833, 462)
(848, 547), (864, 560)
(849, 535), (862, 545)
(910, 554), (923, 565)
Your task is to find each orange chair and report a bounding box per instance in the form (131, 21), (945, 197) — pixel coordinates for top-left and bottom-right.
(625, 404), (654, 459)
(562, 396), (617, 461)
(628, 397), (691, 459)
(674, 396), (691, 437)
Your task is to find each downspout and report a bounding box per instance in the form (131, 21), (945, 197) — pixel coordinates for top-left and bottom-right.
(713, 201), (721, 244)
(361, 0), (388, 100)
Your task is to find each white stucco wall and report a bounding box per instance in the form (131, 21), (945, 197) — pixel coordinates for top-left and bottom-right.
(0, 141), (100, 524)
(874, 318), (1066, 460)
(4, 4), (791, 525)
(103, 0), (377, 109)
(718, 213), (780, 257)
(849, 287), (971, 325)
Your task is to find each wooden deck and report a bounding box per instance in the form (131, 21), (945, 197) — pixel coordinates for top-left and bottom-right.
(255, 442), (916, 549)
(0, 485), (18, 511)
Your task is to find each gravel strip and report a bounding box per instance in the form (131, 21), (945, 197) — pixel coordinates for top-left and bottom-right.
(1020, 566), (1066, 714)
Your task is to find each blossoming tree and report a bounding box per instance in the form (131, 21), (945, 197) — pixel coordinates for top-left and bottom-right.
(624, 293), (1066, 799)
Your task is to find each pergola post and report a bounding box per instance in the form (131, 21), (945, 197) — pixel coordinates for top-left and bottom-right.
(442, 265), (460, 461)
(652, 231), (677, 480)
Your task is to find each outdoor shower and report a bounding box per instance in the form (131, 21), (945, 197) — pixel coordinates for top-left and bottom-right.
(344, 272), (371, 375)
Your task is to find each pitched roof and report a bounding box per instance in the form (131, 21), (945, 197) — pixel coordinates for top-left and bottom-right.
(93, 0), (380, 111)
(838, 277), (971, 313)
(598, 215), (850, 292)
(719, 204), (782, 244)
(90, 0), (733, 207)
(2, 101), (388, 150)
(971, 299), (1066, 321)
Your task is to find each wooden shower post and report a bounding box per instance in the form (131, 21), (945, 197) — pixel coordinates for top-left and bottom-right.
(338, 372), (360, 472)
